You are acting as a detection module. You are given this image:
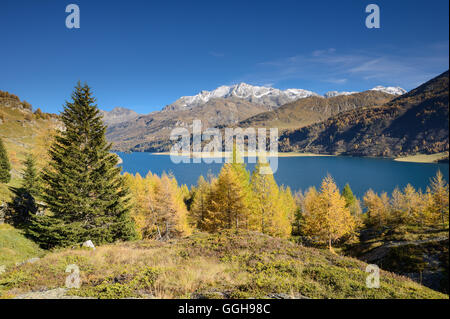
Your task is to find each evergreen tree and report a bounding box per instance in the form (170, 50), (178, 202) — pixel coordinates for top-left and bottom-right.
(22, 153), (40, 197)
(0, 137), (11, 183)
(28, 83), (136, 248)
(9, 154), (41, 226)
(341, 184), (356, 208)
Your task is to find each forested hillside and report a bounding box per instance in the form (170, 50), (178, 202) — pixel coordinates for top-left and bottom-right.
(279, 71), (449, 157)
(238, 90), (394, 130)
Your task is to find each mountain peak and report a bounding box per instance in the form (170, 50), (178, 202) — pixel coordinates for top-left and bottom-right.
(165, 83), (320, 111)
(100, 107), (141, 125)
(324, 91), (358, 98)
(370, 86), (406, 95)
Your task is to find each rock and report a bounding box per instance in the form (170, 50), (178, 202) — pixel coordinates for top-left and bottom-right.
(26, 257), (40, 264)
(266, 293), (310, 299)
(15, 257), (40, 267)
(82, 240), (95, 250)
(191, 291), (228, 299)
(14, 288), (94, 299)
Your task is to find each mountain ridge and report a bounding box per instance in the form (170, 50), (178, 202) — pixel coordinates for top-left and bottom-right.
(163, 83), (406, 112)
(279, 70), (449, 157)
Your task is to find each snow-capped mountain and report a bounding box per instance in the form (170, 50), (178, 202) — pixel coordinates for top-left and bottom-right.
(370, 86), (407, 95)
(164, 83), (321, 111)
(163, 83), (407, 111)
(324, 91), (358, 98)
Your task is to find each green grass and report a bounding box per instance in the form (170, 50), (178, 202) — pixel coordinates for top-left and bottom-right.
(0, 224), (44, 268)
(0, 231), (447, 299)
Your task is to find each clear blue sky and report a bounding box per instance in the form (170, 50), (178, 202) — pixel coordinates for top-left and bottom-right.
(1, 0), (448, 114)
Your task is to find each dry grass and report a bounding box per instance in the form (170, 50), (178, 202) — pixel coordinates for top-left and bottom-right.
(394, 152), (449, 163)
(0, 231), (448, 299)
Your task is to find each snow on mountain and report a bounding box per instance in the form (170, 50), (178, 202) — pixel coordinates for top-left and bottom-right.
(324, 91), (358, 98)
(165, 83), (321, 111)
(370, 86), (407, 95)
(163, 83), (407, 111)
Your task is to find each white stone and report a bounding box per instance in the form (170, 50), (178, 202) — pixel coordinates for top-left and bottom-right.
(82, 240), (95, 250)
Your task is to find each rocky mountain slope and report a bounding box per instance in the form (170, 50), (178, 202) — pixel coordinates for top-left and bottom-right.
(0, 231), (446, 299)
(105, 85), (404, 152)
(279, 71), (449, 157)
(107, 97), (272, 152)
(100, 107), (141, 126)
(237, 90), (396, 131)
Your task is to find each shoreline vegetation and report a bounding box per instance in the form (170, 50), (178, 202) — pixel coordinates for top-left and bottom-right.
(148, 151), (450, 164)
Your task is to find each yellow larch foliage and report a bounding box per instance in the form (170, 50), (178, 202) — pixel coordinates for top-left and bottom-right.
(301, 175), (356, 251)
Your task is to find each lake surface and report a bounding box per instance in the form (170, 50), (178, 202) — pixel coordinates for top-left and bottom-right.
(117, 152), (449, 198)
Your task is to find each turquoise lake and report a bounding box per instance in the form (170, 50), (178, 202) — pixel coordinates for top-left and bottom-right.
(117, 152), (449, 198)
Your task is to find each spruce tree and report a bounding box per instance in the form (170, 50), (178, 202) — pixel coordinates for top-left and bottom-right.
(0, 137), (11, 183)
(22, 153), (40, 197)
(341, 184), (356, 208)
(9, 154), (40, 226)
(28, 83), (136, 248)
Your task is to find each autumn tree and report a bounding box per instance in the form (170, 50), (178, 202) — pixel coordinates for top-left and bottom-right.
(251, 161), (291, 237)
(190, 175), (212, 230)
(124, 172), (154, 239)
(206, 164), (249, 232)
(301, 175), (357, 251)
(363, 189), (390, 228)
(152, 174), (191, 239)
(279, 185), (297, 228)
(429, 170), (449, 227)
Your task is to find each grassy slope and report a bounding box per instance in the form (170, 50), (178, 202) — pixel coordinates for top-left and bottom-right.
(0, 231), (446, 299)
(345, 225), (449, 294)
(0, 104), (59, 201)
(0, 224), (44, 268)
(394, 152), (449, 163)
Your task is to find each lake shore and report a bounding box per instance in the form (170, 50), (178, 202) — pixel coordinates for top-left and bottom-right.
(394, 152), (449, 163)
(150, 151), (334, 158)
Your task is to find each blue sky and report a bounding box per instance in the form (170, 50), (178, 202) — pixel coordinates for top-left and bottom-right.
(1, 0), (448, 114)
